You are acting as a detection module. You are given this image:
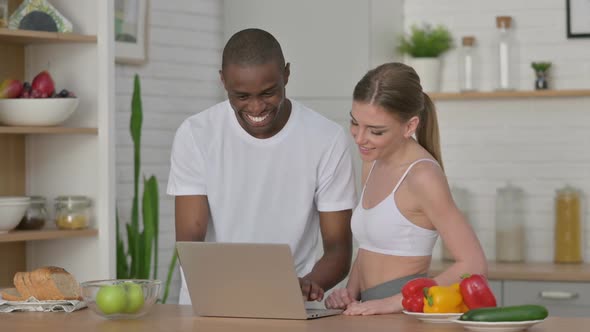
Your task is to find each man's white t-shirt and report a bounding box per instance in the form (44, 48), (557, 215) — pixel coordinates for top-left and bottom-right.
(167, 99), (357, 304)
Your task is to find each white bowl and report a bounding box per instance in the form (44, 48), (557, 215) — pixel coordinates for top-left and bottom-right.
(0, 98), (79, 126)
(0, 197), (30, 233)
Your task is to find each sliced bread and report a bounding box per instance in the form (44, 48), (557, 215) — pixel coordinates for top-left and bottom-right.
(1, 287), (23, 301)
(12, 266), (81, 301)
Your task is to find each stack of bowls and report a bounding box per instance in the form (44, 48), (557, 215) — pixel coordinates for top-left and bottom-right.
(0, 197), (31, 233)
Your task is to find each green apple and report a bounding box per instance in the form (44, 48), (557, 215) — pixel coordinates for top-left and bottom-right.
(124, 282), (145, 313)
(96, 285), (127, 315)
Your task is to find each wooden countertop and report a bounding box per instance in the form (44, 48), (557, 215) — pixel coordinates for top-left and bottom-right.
(0, 304), (587, 332)
(429, 260), (590, 282)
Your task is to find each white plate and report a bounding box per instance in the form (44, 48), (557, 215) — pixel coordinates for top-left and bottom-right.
(402, 310), (462, 323)
(452, 319), (546, 332)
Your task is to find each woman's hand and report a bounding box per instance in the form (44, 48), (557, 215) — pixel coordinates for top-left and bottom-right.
(343, 297), (399, 316)
(325, 288), (355, 309)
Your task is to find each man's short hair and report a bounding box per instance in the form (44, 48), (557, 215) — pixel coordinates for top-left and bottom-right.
(222, 28), (285, 69)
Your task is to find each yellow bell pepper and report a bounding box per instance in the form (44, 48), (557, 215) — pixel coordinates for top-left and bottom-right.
(423, 283), (468, 313)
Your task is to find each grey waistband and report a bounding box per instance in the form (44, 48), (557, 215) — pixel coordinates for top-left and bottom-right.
(360, 273), (428, 302)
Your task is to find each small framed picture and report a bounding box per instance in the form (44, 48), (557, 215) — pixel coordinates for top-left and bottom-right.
(567, 0), (590, 38)
(115, 0), (149, 64)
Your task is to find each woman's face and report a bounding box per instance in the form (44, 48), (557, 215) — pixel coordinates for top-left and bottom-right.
(349, 101), (414, 162)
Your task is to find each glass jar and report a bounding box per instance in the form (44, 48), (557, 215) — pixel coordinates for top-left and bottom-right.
(16, 196), (48, 230)
(0, 0), (8, 28)
(494, 16), (517, 90)
(495, 183), (525, 262)
(554, 186), (582, 264)
(55, 196), (91, 230)
(443, 186), (471, 261)
(459, 36), (478, 92)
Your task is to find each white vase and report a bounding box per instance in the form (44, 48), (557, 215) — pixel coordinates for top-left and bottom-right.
(406, 57), (441, 93)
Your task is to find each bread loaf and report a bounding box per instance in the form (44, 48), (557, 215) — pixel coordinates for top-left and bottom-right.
(1, 288), (23, 301)
(2, 266), (81, 301)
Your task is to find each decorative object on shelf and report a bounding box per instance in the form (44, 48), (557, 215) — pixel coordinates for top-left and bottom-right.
(554, 185), (582, 264)
(116, 74), (177, 304)
(494, 16), (518, 91)
(531, 62), (552, 90)
(459, 36), (478, 92)
(566, 0), (590, 38)
(0, 0), (8, 28)
(397, 23), (454, 92)
(115, 0), (149, 65)
(495, 183), (525, 263)
(8, 0), (72, 33)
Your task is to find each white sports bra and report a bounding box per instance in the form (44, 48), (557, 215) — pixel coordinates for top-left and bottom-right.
(350, 158), (439, 256)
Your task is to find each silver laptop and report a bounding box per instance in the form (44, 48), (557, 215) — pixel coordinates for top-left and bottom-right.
(176, 241), (343, 320)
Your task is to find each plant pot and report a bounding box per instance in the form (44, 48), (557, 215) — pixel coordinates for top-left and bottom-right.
(406, 57), (441, 93)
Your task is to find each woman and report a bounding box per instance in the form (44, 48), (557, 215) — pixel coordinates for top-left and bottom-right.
(325, 62), (487, 315)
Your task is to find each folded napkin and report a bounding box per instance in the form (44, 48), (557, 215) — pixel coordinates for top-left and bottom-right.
(0, 295), (87, 313)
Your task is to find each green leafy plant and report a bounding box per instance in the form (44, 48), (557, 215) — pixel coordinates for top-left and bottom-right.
(397, 24), (454, 58)
(116, 74), (177, 304)
(531, 62), (552, 73)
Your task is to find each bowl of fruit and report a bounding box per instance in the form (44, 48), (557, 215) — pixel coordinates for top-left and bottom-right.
(0, 71), (78, 126)
(80, 279), (161, 320)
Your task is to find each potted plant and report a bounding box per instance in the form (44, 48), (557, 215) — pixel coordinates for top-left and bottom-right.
(116, 74), (177, 303)
(531, 62), (551, 90)
(397, 24), (454, 92)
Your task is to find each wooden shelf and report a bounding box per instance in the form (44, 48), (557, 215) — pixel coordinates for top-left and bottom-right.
(0, 126), (98, 134)
(0, 228), (98, 243)
(429, 89), (590, 100)
(0, 28), (97, 44)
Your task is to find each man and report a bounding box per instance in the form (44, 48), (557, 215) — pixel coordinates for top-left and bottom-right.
(167, 28), (357, 305)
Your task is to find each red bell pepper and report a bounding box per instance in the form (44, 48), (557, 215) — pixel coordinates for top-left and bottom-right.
(401, 277), (437, 312)
(459, 274), (497, 310)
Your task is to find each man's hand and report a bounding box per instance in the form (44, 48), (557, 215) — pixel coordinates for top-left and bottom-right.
(298, 278), (324, 301)
(325, 288), (355, 309)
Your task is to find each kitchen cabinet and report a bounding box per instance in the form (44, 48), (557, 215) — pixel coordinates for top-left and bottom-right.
(503, 280), (590, 318)
(0, 0), (114, 288)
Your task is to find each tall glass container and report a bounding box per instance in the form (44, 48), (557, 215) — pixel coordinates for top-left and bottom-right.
(554, 186), (582, 264)
(443, 187), (471, 261)
(459, 36), (477, 92)
(495, 183), (525, 262)
(495, 16), (516, 90)
(0, 0), (8, 28)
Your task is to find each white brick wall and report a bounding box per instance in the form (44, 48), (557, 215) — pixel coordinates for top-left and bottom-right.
(405, 1), (590, 261)
(115, 0), (224, 304)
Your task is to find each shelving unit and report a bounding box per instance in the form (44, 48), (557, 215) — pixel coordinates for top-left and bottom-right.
(0, 28), (97, 44)
(429, 89), (590, 101)
(0, 0), (114, 288)
(0, 126), (98, 134)
(0, 229), (98, 243)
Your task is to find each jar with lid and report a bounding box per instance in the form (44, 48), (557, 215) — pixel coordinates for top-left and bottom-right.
(459, 36), (478, 92)
(16, 196), (48, 230)
(554, 186), (582, 264)
(495, 183), (525, 262)
(443, 186), (472, 261)
(55, 196), (91, 230)
(0, 0), (8, 28)
(494, 16), (518, 90)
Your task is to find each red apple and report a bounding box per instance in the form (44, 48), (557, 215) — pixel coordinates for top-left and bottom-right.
(31, 70), (55, 97)
(0, 79), (23, 98)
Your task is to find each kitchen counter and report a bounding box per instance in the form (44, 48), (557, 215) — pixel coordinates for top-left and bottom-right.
(1, 304), (588, 332)
(429, 260), (590, 281)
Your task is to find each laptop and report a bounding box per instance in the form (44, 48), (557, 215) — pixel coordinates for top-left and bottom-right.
(176, 241), (343, 320)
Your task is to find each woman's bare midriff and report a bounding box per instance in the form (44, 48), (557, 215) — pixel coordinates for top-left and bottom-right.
(357, 248), (432, 291)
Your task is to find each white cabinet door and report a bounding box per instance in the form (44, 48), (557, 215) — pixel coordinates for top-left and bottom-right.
(503, 281), (590, 317)
(488, 280), (503, 306)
